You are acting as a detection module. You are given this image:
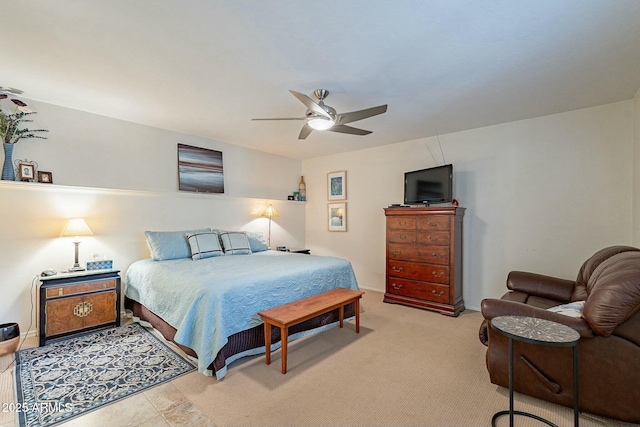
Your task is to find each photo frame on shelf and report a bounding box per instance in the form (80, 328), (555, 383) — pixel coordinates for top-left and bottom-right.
(327, 170), (346, 200)
(38, 171), (53, 184)
(328, 202), (347, 232)
(18, 163), (35, 181)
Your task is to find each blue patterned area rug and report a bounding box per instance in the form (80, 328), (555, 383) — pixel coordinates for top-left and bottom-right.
(14, 323), (195, 427)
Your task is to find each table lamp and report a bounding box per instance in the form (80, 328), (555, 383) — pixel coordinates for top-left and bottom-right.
(61, 218), (93, 272)
(260, 204), (279, 247)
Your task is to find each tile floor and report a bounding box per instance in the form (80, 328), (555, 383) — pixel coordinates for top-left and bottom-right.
(0, 330), (216, 427)
(57, 382), (214, 427)
(1, 381), (215, 427)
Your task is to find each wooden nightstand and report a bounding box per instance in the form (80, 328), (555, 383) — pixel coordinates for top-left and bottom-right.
(38, 269), (121, 346)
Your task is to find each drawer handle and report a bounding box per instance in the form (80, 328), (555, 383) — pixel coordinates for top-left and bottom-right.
(432, 271), (444, 278)
(399, 221), (407, 226)
(432, 290), (445, 297)
(427, 222), (439, 227)
(399, 234), (407, 240)
(393, 250), (402, 255)
(73, 301), (93, 318)
(428, 235), (439, 241)
(58, 288), (64, 296)
(431, 253), (443, 259)
(392, 283), (403, 290)
(392, 266), (404, 273)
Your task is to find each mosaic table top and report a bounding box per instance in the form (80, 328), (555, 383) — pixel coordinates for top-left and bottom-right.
(491, 315), (580, 346)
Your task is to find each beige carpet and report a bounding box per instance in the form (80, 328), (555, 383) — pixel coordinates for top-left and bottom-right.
(171, 291), (638, 427)
(2, 291), (638, 426)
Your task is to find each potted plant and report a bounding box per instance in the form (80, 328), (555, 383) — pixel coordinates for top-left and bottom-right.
(0, 93), (48, 180)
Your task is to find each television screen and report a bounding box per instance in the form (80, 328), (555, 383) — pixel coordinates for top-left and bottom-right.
(404, 164), (453, 205)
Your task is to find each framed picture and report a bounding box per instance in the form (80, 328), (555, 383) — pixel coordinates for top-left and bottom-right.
(177, 143), (224, 193)
(327, 170), (346, 200)
(18, 163), (35, 181)
(37, 171), (53, 184)
(328, 202), (347, 232)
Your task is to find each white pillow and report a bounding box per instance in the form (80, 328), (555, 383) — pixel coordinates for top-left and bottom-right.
(187, 231), (224, 260)
(547, 301), (585, 318)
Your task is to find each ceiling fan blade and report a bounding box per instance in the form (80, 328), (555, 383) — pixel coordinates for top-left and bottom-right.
(335, 104), (387, 125)
(289, 90), (332, 120)
(328, 124), (372, 136)
(298, 123), (314, 140)
(252, 117), (307, 121)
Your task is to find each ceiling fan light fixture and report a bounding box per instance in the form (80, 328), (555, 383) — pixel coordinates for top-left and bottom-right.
(308, 117), (335, 131)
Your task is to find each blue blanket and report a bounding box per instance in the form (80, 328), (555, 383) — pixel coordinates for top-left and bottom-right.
(125, 251), (359, 378)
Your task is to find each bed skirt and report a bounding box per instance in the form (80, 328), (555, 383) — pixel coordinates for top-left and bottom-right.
(125, 297), (356, 377)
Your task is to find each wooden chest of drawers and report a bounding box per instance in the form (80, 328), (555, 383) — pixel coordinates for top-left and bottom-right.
(38, 269), (121, 346)
(384, 207), (465, 316)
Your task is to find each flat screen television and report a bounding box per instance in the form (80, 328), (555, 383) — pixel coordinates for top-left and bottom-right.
(404, 164), (453, 205)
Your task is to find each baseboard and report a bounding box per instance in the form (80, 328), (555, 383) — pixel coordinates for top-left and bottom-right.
(357, 285), (384, 293)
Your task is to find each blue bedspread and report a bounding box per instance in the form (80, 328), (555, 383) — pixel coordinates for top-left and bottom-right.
(125, 251), (359, 378)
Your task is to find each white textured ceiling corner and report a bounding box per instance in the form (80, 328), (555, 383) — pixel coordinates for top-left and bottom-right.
(1, 1), (639, 159)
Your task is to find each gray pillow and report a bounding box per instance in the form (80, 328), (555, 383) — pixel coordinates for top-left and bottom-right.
(187, 231), (224, 260)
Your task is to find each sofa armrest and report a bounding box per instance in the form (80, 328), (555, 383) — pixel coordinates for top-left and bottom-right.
(507, 271), (576, 302)
(481, 298), (594, 339)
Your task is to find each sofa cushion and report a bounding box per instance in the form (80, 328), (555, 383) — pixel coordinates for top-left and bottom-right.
(507, 271), (574, 302)
(573, 246), (640, 301)
(583, 252), (640, 336)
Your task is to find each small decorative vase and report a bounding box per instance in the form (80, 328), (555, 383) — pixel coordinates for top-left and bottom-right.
(299, 176), (306, 201)
(0, 322), (20, 356)
(2, 143), (15, 181)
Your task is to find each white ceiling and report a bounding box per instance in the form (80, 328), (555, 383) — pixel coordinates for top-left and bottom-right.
(2, 1), (639, 159)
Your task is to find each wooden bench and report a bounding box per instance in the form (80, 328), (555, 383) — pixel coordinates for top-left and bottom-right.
(258, 288), (364, 374)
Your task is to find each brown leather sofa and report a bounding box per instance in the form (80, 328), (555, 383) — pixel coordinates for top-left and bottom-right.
(478, 246), (640, 424)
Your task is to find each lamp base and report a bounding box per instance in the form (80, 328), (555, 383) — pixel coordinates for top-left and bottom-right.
(66, 266), (86, 272)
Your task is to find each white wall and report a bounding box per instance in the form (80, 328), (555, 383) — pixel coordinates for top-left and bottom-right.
(1, 100), (305, 336)
(10, 99), (299, 198)
(303, 100), (635, 310)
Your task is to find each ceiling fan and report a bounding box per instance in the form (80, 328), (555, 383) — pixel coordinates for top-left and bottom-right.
(252, 89), (387, 140)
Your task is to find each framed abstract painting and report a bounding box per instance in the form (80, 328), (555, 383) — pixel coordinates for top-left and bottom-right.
(177, 144), (224, 193)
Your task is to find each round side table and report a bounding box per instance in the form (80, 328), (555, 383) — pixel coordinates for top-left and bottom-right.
(490, 315), (580, 427)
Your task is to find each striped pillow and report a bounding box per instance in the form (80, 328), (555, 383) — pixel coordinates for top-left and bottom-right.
(187, 231), (224, 260)
(219, 231), (252, 255)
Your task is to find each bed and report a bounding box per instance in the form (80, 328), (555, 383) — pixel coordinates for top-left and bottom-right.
(124, 229), (360, 379)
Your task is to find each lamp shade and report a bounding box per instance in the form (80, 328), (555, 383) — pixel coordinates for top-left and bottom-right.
(61, 218), (93, 237)
(261, 204), (280, 219)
